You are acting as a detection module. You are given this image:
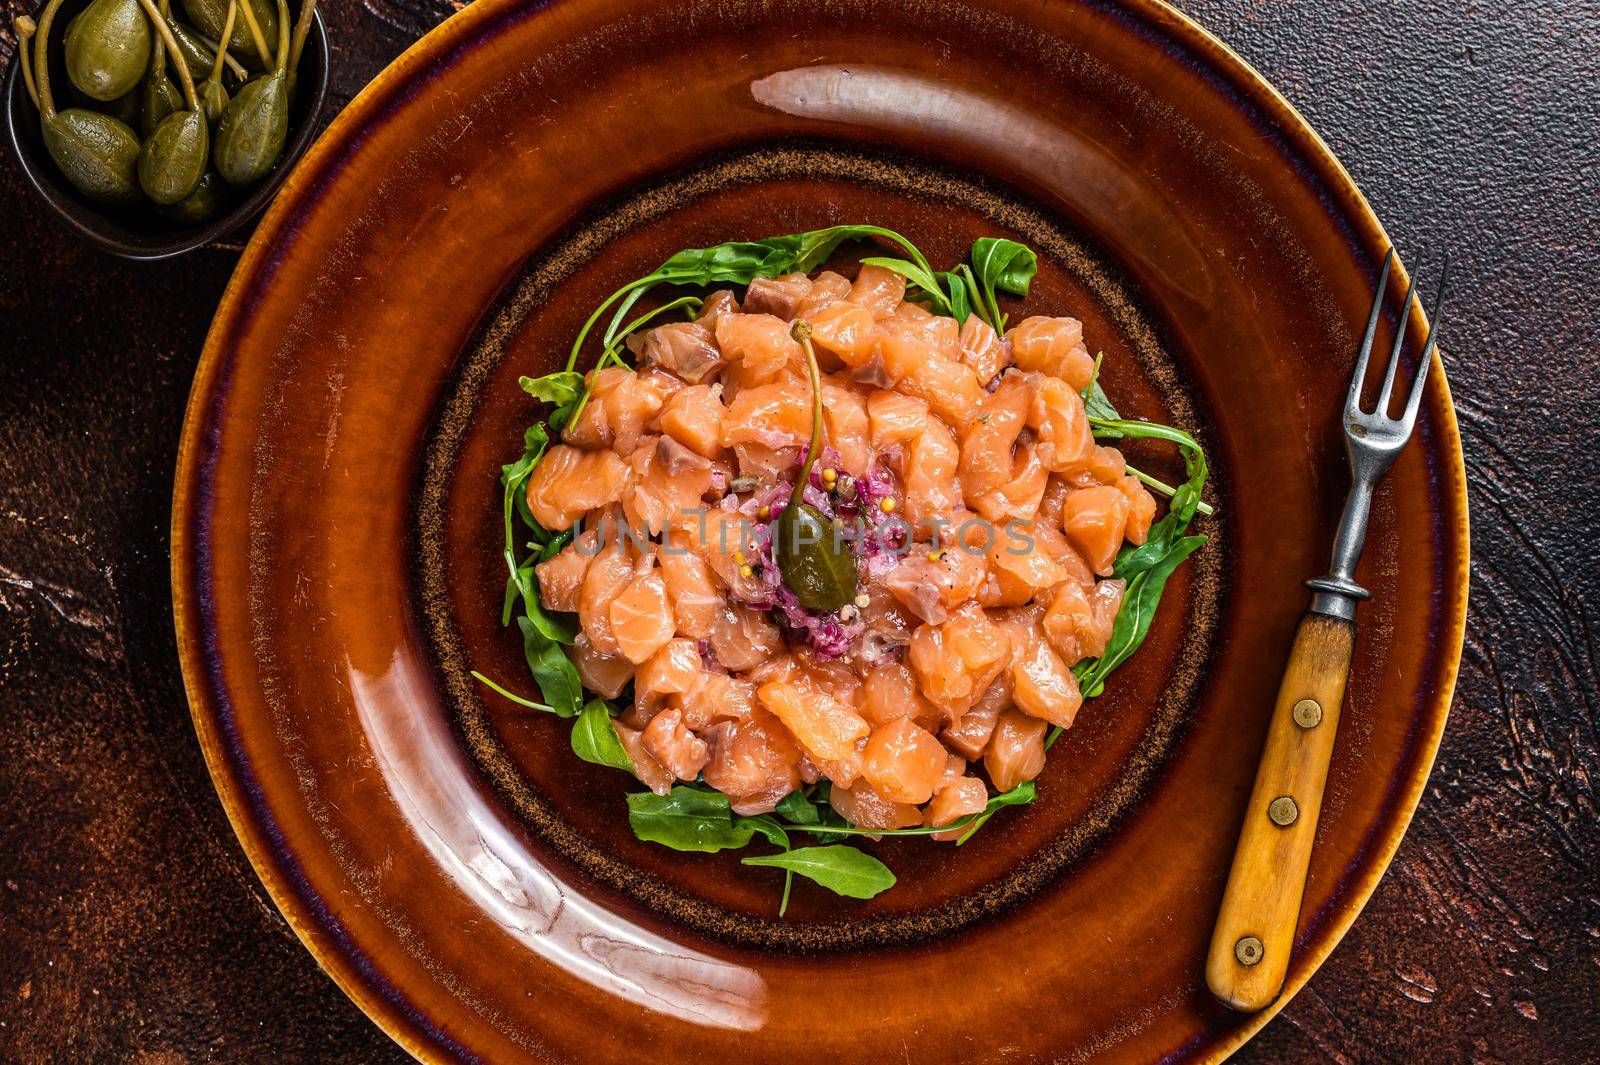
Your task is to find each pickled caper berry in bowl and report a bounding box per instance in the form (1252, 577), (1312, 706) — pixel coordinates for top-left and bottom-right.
(3, 0), (328, 259)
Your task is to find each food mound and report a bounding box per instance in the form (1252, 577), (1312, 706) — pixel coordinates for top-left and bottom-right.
(488, 227), (1210, 908)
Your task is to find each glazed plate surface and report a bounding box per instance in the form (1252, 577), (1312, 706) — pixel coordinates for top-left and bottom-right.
(172, 0), (1469, 1060)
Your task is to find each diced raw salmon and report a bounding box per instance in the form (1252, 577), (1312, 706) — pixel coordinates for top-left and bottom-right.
(958, 315), (1011, 385)
(897, 354), (985, 431)
(701, 710), (803, 815)
(695, 510), (766, 601)
(658, 532), (724, 638)
(622, 439), (716, 537)
(980, 521), (1075, 608)
(885, 301), (959, 358)
(854, 584), (917, 668)
(524, 445), (631, 532)
(876, 332), (933, 384)
(695, 289), (741, 326)
(572, 632), (633, 700)
(757, 679), (871, 762)
(656, 384), (727, 459)
(642, 705), (711, 780)
(743, 272), (812, 320)
(577, 535), (635, 655)
(707, 604), (782, 672)
(881, 544), (987, 625)
(829, 781), (921, 830)
(614, 722), (675, 795)
(638, 321), (725, 384)
(719, 376), (812, 450)
(1043, 578), (1126, 664)
(609, 568), (674, 665)
(796, 270), (853, 318)
(1060, 484), (1131, 576)
(1011, 635), (1083, 728)
(535, 542), (590, 614)
(1062, 444), (1128, 488)
(867, 389), (930, 452)
(733, 442), (802, 482)
(860, 717), (947, 804)
(678, 672), (758, 730)
(848, 263), (906, 319)
(926, 760), (988, 840)
(985, 710), (1048, 791)
(860, 659), (943, 731)
(960, 372), (1034, 500)
(563, 366), (671, 454)
(941, 668), (1010, 760)
(1005, 316), (1094, 389)
(1030, 376), (1096, 473)
(820, 375), (871, 478)
(971, 439), (1049, 526)
(715, 313), (802, 386)
(805, 300), (880, 369)
(1118, 475), (1157, 545)
(907, 603), (1009, 719)
(636, 638), (701, 698)
(899, 419), (962, 528)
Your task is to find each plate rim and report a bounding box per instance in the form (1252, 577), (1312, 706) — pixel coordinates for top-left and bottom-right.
(170, 0), (1471, 1060)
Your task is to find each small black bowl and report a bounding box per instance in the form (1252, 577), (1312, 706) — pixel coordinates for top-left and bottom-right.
(3, 1), (328, 260)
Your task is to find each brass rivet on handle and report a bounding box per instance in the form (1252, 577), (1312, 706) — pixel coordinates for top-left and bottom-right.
(1268, 796), (1299, 826)
(1292, 698), (1323, 728)
(1235, 936), (1264, 966)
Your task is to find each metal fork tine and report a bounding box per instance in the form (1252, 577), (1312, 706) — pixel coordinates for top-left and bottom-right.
(1376, 268), (1420, 416)
(1402, 256), (1451, 425)
(1348, 248), (1395, 415)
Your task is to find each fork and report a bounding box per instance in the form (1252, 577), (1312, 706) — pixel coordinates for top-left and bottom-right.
(1205, 250), (1448, 1012)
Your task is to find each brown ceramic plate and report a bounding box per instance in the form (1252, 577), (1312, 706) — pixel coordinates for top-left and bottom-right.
(172, 0), (1469, 1060)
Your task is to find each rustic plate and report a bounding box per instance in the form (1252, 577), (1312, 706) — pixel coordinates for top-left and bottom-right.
(172, 0), (1469, 1061)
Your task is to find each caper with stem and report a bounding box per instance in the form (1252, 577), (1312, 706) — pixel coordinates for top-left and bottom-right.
(13, 16), (40, 107)
(179, 0), (273, 68)
(166, 20), (244, 82)
(133, 0), (208, 203)
(137, 0), (182, 136)
(63, 0), (151, 101)
(283, 0), (315, 102)
(32, 0), (143, 204)
(773, 319), (860, 612)
(212, 0), (287, 186)
(197, 0), (236, 123)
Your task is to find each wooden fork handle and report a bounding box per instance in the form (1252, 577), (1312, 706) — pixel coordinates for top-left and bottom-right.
(1206, 611), (1355, 1012)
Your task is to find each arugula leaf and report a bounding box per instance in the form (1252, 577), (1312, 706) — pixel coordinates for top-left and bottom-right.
(954, 780), (1039, 845)
(736, 814), (791, 850)
(859, 256), (960, 319)
(519, 370), (584, 405)
(741, 845), (896, 900)
(518, 615), (582, 717)
(1077, 535), (1207, 697)
(571, 698), (633, 771)
(967, 238), (1038, 330)
(774, 789), (822, 825)
(627, 786), (765, 853)
(500, 424), (549, 590)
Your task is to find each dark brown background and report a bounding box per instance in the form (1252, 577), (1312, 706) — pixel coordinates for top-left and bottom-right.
(2, 0), (1596, 1061)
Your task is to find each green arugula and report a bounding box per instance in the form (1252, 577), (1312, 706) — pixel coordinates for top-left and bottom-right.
(967, 237), (1037, 331)
(570, 698), (634, 772)
(742, 845), (896, 902)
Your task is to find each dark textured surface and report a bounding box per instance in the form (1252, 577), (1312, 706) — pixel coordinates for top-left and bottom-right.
(0, 0), (1595, 1062)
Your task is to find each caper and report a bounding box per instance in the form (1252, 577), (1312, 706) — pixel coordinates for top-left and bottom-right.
(136, 9), (182, 136)
(212, 0), (287, 186)
(179, 0), (275, 69)
(773, 319), (860, 612)
(196, 0), (236, 124)
(166, 20), (220, 81)
(33, 0), (143, 204)
(63, 0), (151, 101)
(155, 167), (227, 222)
(133, 0), (208, 203)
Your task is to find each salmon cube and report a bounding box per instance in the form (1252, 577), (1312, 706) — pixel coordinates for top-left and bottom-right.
(615, 723), (675, 795)
(524, 445), (631, 532)
(742, 273), (812, 320)
(1060, 484), (1132, 576)
(715, 313), (802, 386)
(927, 775), (989, 840)
(719, 376), (812, 450)
(941, 670), (1010, 760)
(885, 301), (960, 358)
(900, 420), (962, 528)
(860, 659), (942, 730)
(806, 300), (880, 369)
(1005, 316), (1094, 389)
(849, 263), (907, 319)
(608, 570), (675, 664)
(678, 672), (758, 730)
(985, 710), (1048, 791)
(820, 374), (872, 478)
(797, 270), (853, 318)
(577, 537), (635, 656)
(1030, 376), (1096, 473)
(829, 781), (921, 830)
(534, 542), (590, 614)
(636, 638), (702, 698)
(702, 710), (803, 815)
(757, 679), (870, 763)
(897, 354), (985, 431)
(638, 321), (725, 384)
(907, 603), (1009, 719)
(657, 533), (724, 639)
(656, 384), (728, 459)
(867, 389), (930, 451)
(1011, 637), (1083, 729)
(642, 706), (711, 781)
(860, 717), (948, 804)
(572, 632), (633, 701)
(1118, 474), (1157, 545)
(958, 315), (1010, 385)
